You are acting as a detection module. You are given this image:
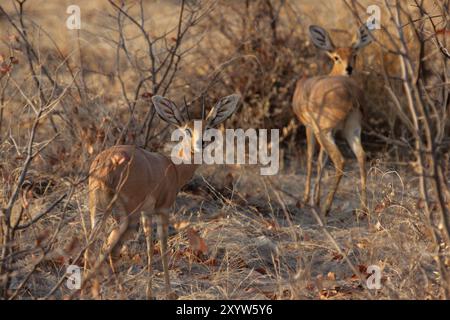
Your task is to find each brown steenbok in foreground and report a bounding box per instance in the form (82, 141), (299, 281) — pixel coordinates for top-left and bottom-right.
(293, 24), (373, 215)
(85, 94), (240, 299)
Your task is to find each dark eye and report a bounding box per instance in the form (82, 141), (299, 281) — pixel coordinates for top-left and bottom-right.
(185, 128), (192, 137)
(334, 56), (339, 61)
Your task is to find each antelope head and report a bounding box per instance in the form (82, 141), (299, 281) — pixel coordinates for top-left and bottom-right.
(309, 24), (373, 76)
(151, 94), (240, 159)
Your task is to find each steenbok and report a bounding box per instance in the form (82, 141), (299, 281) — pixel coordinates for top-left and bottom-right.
(85, 94), (240, 299)
(293, 24), (373, 215)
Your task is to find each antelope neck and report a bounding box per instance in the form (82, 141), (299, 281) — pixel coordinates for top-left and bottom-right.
(329, 65), (350, 76)
(174, 161), (200, 189)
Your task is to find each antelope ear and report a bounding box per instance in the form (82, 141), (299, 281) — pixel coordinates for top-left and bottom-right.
(352, 24), (373, 50)
(152, 95), (185, 126)
(309, 25), (335, 51)
(205, 94), (240, 128)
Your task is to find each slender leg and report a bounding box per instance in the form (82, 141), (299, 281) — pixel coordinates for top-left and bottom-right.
(106, 226), (121, 270)
(105, 219), (134, 297)
(82, 240), (92, 298)
(313, 147), (327, 206)
(83, 201), (109, 298)
(80, 218), (129, 298)
(303, 126), (316, 204)
(141, 212), (154, 300)
(157, 212), (172, 298)
(344, 112), (367, 212)
(83, 243), (92, 280)
(105, 215), (138, 291)
(315, 131), (345, 216)
(84, 191), (100, 287)
(105, 218), (135, 262)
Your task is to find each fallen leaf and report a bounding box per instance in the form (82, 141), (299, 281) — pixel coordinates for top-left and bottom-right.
(358, 264), (368, 274)
(35, 230), (50, 247)
(262, 291), (277, 300)
(350, 274), (359, 282)
(141, 92), (153, 99)
(417, 198), (425, 210)
(374, 202), (385, 213)
(0, 64), (11, 74)
(319, 288), (339, 299)
(55, 255), (67, 266)
(255, 267), (267, 275)
(186, 228), (208, 256)
(64, 237), (81, 256)
(331, 252), (343, 261)
(132, 254), (142, 264)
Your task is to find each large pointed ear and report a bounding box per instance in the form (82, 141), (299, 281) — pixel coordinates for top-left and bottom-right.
(151, 95), (185, 127)
(309, 25), (335, 51)
(352, 24), (373, 50)
(205, 94), (240, 128)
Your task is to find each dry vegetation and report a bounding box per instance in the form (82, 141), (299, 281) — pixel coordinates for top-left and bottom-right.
(0, 0), (450, 300)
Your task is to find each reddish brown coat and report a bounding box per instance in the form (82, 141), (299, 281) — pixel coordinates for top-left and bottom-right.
(292, 75), (364, 132)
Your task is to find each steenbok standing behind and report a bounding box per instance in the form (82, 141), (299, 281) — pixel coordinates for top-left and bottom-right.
(85, 94), (240, 299)
(293, 24), (373, 215)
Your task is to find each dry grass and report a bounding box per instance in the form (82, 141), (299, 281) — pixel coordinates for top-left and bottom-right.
(6, 161), (440, 299)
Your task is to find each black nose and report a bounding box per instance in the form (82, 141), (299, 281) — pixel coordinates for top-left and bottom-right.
(346, 66), (353, 75)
